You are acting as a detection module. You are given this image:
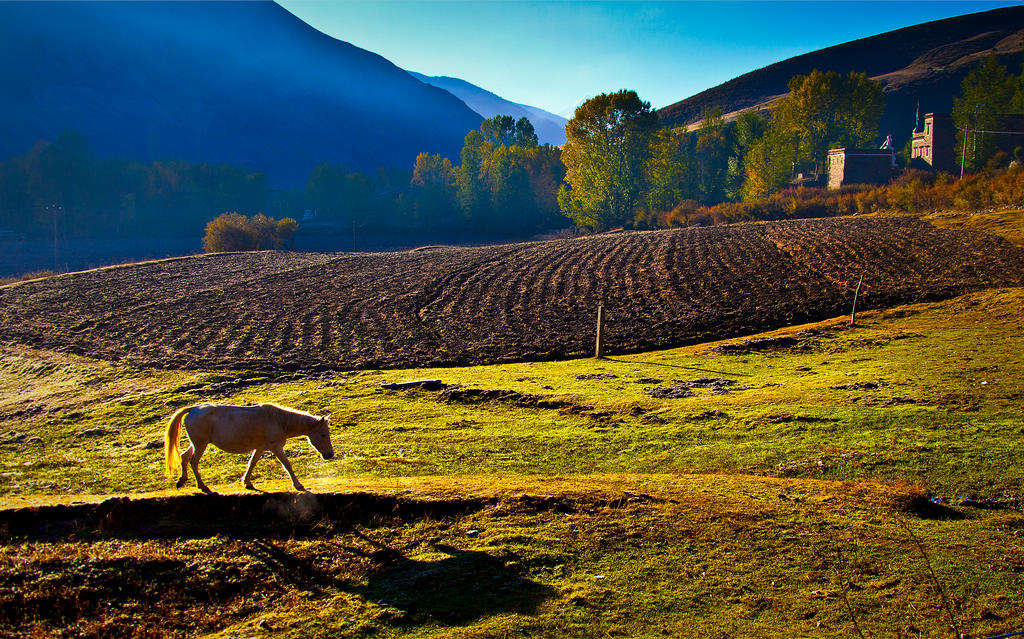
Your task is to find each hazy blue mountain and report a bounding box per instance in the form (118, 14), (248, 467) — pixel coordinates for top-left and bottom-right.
(410, 72), (567, 146)
(0, 1), (483, 187)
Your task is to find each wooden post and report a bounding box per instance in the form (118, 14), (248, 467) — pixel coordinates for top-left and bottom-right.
(52, 205), (59, 272)
(595, 304), (605, 358)
(850, 274), (864, 325)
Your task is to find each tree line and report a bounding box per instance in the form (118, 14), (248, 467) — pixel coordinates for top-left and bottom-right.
(953, 55), (1024, 172)
(3, 58), (1019, 240)
(559, 71), (886, 230)
(0, 131), (268, 236)
(0, 117), (567, 238)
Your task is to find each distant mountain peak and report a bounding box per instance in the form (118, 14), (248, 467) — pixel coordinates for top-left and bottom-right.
(409, 71), (567, 146)
(0, 1), (483, 187)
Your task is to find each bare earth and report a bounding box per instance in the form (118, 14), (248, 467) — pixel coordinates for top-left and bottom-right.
(1, 216), (1022, 372)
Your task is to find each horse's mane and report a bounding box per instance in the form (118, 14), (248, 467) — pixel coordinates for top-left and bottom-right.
(261, 402), (320, 427)
(261, 402), (315, 417)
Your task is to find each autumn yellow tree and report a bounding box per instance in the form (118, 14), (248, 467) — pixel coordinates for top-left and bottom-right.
(203, 212), (297, 252)
(558, 90), (663, 230)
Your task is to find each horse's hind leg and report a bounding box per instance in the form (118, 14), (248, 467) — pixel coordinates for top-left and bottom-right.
(175, 444), (194, 489)
(190, 441), (213, 494)
(241, 449), (263, 490)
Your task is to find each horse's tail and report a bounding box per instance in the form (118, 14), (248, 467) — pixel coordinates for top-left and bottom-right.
(164, 406), (191, 479)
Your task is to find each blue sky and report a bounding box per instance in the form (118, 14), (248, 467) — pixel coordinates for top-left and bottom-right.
(277, 1), (1020, 116)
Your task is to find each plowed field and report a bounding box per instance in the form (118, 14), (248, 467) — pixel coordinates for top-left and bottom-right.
(2, 216), (1022, 371)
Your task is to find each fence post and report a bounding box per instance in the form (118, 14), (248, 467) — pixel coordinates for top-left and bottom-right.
(850, 274), (864, 325)
(595, 304), (605, 358)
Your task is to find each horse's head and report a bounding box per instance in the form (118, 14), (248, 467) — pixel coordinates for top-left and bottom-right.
(307, 414), (335, 460)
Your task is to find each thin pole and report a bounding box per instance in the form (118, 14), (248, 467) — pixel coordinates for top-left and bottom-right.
(850, 274), (864, 326)
(595, 304), (605, 358)
(52, 205), (59, 271)
(960, 123), (969, 178)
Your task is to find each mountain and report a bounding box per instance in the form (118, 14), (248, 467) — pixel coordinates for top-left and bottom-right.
(0, 1), (483, 187)
(410, 72), (568, 146)
(658, 6), (1024, 147)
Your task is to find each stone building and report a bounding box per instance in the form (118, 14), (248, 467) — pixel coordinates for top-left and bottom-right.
(827, 141), (896, 189)
(910, 113), (956, 172)
(912, 112), (1024, 173)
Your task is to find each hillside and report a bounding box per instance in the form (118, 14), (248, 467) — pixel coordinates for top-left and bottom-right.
(1, 216), (1022, 372)
(2, 284), (1024, 636)
(658, 6), (1024, 146)
(0, 1), (482, 187)
(410, 72), (568, 145)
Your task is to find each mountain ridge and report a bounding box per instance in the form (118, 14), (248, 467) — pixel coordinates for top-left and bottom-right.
(409, 72), (568, 145)
(0, 1), (483, 187)
(658, 6), (1024, 146)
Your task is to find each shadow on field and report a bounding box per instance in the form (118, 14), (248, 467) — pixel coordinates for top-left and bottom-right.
(603, 356), (751, 377)
(234, 533), (555, 625)
(355, 543), (556, 624)
(0, 493), (562, 635)
(0, 491), (498, 541)
(0, 490), (582, 541)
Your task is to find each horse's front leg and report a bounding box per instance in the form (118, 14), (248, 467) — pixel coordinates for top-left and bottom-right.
(241, 449), (263, 490)
(271, 445), (306, 492)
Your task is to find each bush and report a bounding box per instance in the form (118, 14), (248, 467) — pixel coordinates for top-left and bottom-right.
(645, 166), (1024, 229)
(203, 213), (297, 253)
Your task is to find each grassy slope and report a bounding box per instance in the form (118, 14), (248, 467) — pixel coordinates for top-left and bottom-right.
(925, 208), (1024, 248)
(2, 285), (1024, 637)
(2, 287), (1022, 500)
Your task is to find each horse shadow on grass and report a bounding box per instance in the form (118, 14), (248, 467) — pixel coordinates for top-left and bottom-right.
(352, 542), (555, 625)
(244, 532), (556, 626)
(1, 491), (556, 626)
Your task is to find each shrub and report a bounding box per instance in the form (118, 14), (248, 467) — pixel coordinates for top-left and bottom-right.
(646, 166), (1024, 229)
(0, 270), (58, 286)
(202, 212), (298, 253)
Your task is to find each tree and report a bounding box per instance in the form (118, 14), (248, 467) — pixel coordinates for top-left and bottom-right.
(558, 90), (662, 230)
(202, 212), (297, 252)
(306, 163), (373, 224)
(642, 128), (688, 218)
(455, 130), (489, 221)
(521, 144), (566, 226)
(515, 117), (539, 148)
(953, 55), (1015, 172)
(742, 128), (796, 201)
(727, 111), (768, 198)
(694, 108), (732, 204)
(488, 145), (532, 228)
(410, 152), (456, 226)
(771, 70), (885, 175)
(481, 115), (538, 148)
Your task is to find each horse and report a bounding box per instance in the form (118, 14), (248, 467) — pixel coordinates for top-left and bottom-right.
(164, 402), (334, 493)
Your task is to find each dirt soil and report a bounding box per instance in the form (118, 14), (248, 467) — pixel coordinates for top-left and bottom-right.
(1, 217), (1022, 372)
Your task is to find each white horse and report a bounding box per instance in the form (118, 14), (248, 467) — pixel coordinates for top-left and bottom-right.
(164, 402), (334, 493)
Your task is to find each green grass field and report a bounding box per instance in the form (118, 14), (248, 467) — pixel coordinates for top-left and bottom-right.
(2, 280), (1024, 637)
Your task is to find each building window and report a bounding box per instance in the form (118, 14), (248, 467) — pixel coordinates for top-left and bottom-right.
(926, 123), (931, 136)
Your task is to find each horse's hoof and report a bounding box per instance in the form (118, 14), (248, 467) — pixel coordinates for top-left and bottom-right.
(244, 483), (256, 491)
